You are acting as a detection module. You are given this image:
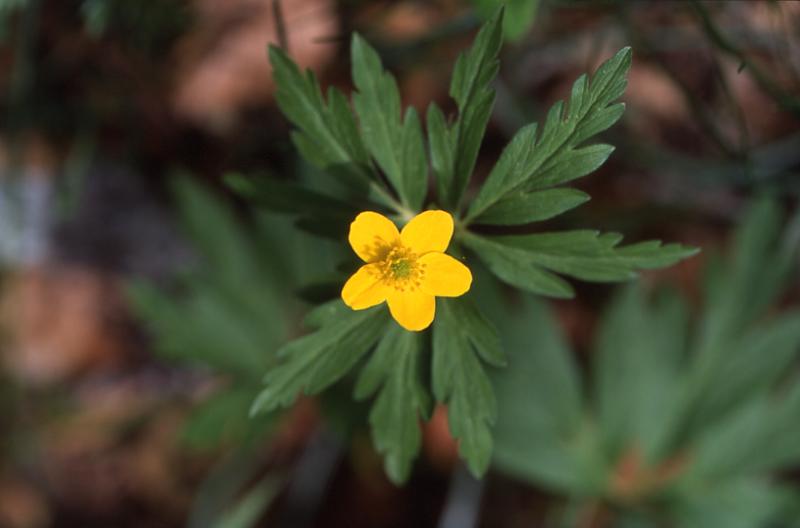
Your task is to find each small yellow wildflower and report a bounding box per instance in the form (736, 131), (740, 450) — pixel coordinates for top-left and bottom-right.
(341, 210), (472, 331)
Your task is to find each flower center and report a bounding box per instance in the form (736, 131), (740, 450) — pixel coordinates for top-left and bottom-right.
(380, 244), (425, 291)
(390, 258), (413, 278)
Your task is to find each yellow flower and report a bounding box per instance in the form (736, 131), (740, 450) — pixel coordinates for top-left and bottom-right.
(341, 210), (472, 331)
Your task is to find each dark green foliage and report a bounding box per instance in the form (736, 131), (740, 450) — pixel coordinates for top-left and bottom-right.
(241, 9), (696, 484)
(429, 9), (503, 209)
(351, 34), (428, 210)
(464, 231), (696, 298)
(465, 47), (631, 222)
(433, 297), (505, 476)
(269, 46), (372, 187)
(354, 325), (431, 484)
(250, 302), (388, 414)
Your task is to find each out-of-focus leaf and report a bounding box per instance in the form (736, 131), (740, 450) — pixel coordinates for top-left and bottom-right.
(593, 287), (689, 461)
(182, 387), (266, 450)
(746, 382), (800, 473)
(492, 295), (597, 495)
(216, 476), (281, 528)
(686, 398), (774, 482)
(127, 278), (269, 380)
(693, 198), (786, 364)
(225, 172), (356, 218)
(472, 0), (539, 41)
(354, 326), (430, 484)
(189, 446), (275, 528)
(690, 312), (800, 428)
(671, 478), (794, 528)
(226, 171), (362, 240)
(685, 197), (799, 434)
(127, 179), (292, 380)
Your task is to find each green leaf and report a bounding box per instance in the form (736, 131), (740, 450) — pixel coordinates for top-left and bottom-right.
(172, 175), (256, 283)
(354, 326), (430, 484)
(225, 172), (355, 218)
(747, 382), (800, 473)
(688, 312), (800, 431)
(250, 303), (388, 415)
(693, 197), (791, 364)
(433, 9), (503, 208)
(188, 446), (269, 528)
(592, 287), (688, 462)
(528, 143), (615, 190)
(684, 398), (778, 482)
(463, 230), (696, 298)
(216, 476), (281, 528)
(466, 48), (631, 222)
(432, 297), (502, 476)
(462, 232), (574, 298)
(492, 295), (593, 495)
(225, 172), (360, 239)
(672, 478), (794, 528)
(473, 188), (590, 225)
(472, 0), (539, 41)
(351, 35), (427, 210)
(490, 230), (698, 282)
(181, 388), (263, 450)
(269, 46), (371, 184)
(427, 103), (456, 206)
(126, 178), (292, 381)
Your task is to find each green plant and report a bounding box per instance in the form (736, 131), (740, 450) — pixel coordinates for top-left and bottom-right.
(231, 9), (697, 484)
(127, 176), (341, 525)
(128, 175), (321, 448)
(492, 197), (800, 527)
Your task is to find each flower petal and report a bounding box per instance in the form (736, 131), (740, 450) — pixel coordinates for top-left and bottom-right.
(400, 210), (453, 254)
(387, 289), (435, 331)
(418, 252), (472, 297)
(342, 264), (389, 310)
(349, 211), (400, 262)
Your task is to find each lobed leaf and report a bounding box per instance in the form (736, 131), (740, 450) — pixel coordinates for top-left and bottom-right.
(466, 48), (631, 223)
(354, 326), (431, 484)
(430, 9), (503, 208)
(351, 35), (428, 210)
(463, 230), (696, 298)
(462, 233), (574, 298)
(492, 296), (592, 495)
(474, 187), (590, 225)
(269, 46), (372, 185)
(490, 230), (698, 282)
(432, 297), (503, 476)
(250, 303), (388, 415)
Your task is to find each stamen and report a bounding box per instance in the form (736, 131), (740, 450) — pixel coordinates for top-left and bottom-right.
(378, 243), (422, 290)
